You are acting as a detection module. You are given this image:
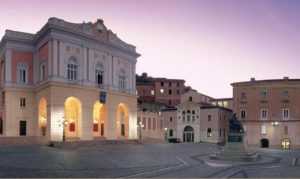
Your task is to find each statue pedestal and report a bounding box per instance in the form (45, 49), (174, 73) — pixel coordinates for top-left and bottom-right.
(211, 133), (258, 162)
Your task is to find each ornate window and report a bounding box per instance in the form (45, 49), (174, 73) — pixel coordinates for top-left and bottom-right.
(67, 57), (78, 81)
(95, 62), (104, 85)
(261, 109), (268, 120)
(119, 69), (126, 90)
(282, 108), (289, 120)
(17, 63), (28, 84)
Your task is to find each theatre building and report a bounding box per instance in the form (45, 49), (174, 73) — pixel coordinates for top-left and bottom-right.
(232, 77), (300, 149)
(0, 17), (140, 142)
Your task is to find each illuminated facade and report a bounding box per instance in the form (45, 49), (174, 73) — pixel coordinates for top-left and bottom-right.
(232, 77), (300, 148)
(0, 17), (140, 142)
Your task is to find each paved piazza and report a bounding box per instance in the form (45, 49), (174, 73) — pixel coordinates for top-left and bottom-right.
(0, 143), (299, 178)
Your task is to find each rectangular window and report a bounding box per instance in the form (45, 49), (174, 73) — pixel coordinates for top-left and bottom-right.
(260, 89), (268, 97)
(219, 128), (222, 137)
(169, 82), (172, 87)
(20, 98), (26, 108)
(119, 76), (126, 89)
(40, 64), (46, 81)
(169, 129), (173, 137)
(282, 108), (289, 120)
(241, 110), (246, 119)
(19, 120), (27, 136)
(208, 115), (212, 121)
(100, 123), (104, 136)
(261, 125), (267, 135)
(161, 82), (164, 86)
(261, 109), (268, 120)
(121, 124), (125, 136)
(168, 89), (172, 95)
(96, 70), (104, 85)
(207, 128), (212, 137)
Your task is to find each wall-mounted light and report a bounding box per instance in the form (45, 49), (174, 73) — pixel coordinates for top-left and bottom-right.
(271, 121), (279, 126)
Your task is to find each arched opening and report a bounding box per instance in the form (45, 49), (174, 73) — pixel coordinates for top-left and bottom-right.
(93, 101), (107, 137)
(38, 98), (47, 136)
(260, 138), (269, 148)
(183, 126), (194, 142)
(64, 97), (82, 139)
(116, 103), (129, 139)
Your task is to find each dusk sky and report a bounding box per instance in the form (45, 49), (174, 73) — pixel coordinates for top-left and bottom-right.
(1, 0), (300, 98)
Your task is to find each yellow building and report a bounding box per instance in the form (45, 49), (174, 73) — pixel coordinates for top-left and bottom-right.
(0, 17), (140, 142)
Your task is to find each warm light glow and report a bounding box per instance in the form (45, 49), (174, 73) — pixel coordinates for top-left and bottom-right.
(64, 97), (82, 138)
(38, 98), (47, 136)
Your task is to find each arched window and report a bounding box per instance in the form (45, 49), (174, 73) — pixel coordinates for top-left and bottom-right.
(40, 63), (46, 81)
(67, 57), (78, 81)
(95, 62), (104, 85)
(119, 68), (126, 89)
(17, 63), (28, 84)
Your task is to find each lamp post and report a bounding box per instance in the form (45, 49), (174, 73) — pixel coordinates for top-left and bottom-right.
(164, 127), (168, 142)
(62, 119), (69, 142)
(138, 121), (144, 143)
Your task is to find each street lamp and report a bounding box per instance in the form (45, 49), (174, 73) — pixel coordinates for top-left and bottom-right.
(164, 127), (168, 142)
(62, 119), (69, 142)
(138, 121), (144, 143)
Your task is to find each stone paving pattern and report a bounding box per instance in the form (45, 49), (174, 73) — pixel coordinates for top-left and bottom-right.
(0, 143), (299, 178)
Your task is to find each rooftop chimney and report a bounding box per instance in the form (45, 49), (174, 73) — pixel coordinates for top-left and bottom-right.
(250, 77), (255, 82)
(283, 76), (289, 80)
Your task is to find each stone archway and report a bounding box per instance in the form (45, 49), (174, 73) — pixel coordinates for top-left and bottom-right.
(64, 97), (82, 139)
(38, 98), (47, 136)
(93, 101), (107, 137)
(183, 126), (194, 142)
(116, 103), (129, 139)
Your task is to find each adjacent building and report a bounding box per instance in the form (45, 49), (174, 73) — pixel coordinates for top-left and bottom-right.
(176, 89), (231, 143)
(232, 77), (300, 149)
(136, 73), (189, 106)
(0, 17), (140, 142)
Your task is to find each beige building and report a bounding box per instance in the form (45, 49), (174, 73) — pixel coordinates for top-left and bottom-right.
(232, 77), (300, 149)
(0, 17), (140, 142)
(176, 89), (231, 143)
(200, 106), (231, 144)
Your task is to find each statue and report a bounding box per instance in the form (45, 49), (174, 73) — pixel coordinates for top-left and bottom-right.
(210, 113), (258, 162)
(228, 114), (244, 143)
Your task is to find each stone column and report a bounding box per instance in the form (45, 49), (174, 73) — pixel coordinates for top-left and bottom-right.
(106, 104), (117, 140)
(58, 41), (65, 78)
(52, 40), (58, 76)
(80, 104), (93, 140)
(48, 104), (64, 142)
(83, 47), (88, 81)
(48, 40), (53, 77)
(5, 49), (12, 83)
(128, 102), (138, 139)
